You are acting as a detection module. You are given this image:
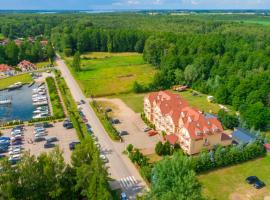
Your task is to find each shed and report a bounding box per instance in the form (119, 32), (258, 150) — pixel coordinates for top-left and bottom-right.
(165, 134), (179, 146)
(232, 128), (256, 144)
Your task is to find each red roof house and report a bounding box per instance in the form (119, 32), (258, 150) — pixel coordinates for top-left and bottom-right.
(18, 60), (37, 72)
(0, 64), (15, 76)
(165, 134), (179, 145)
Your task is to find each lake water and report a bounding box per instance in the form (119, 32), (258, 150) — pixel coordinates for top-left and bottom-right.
(0, 84), (37, 122)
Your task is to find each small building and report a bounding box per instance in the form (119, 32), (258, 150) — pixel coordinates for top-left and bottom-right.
(18, 60), (37, 72)
(40, 40), (48, 47)
(0, 64), (15, 76)
(207, 96), (215, 103)
(165, 134), (179, 146)
(232, 128), (256, 144)
(172, 85), (188, 92)
(14, 39), (23, 46)
(264, 144), (270, 153)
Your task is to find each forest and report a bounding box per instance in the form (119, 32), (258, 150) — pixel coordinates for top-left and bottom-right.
(1, 13), (268, 130)
(0, 12), (270, 200)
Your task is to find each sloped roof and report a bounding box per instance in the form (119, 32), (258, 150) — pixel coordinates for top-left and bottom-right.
(0, 64), (13, 72)
(165, 134), (179, 145)
(232, 128), (255, 143)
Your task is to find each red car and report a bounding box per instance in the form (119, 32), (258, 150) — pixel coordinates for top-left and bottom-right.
(148, 130), (157, 136)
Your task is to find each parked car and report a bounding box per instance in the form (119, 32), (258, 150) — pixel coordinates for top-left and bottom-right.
(86, 124), (93, 134)
(69, 142), (80, 150)
(44, 142), (56, 149)
(9, 154), (21, 165)
(82, 117), (88, 123)
(105, 108), (112, 113)
(46, 137), (58, 143)
(0, 146), (9, 153)
(148, 130), (158, 137)
(100, 154), (109, 163)
(76, 101), (82, 105)
(254, 180), (265, 189)
(118, 131), (128, 136)
(43, 122), (53, 128)
(112, 119), (120, 124)
(11, 140), (22, 146)
(246, 176), (258, 184)
(0, 137), (10, 141)
(143, 127), (151, 132)
(120, 192), (128, 200)
(9, 148), (21, 155)
(34, 137), (45, 142)
(9, 145), (22, 151)
(65, 123), (73, 129)
(0, 154), (6, 159)
(81, 99), (86, 104)
(63, 119), (71, 127)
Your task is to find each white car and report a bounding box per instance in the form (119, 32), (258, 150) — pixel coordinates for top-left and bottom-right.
(11, 130), (22, 136)
(9, 145), (22, 151)
(99, 154), (109, 163)
(11, 135), (22, 141)
(9, 148), (21, 155)
(9, 154), (21, 160)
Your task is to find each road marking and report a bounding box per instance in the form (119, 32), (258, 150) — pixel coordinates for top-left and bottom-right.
(120, 176), (137, 189)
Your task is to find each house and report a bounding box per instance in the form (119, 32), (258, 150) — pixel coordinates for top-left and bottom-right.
(172, 85), (188, 92)
(144, 91), (232, 155)
(40, 40), (48, 47)
(232, 128), (256, 144)
(264, 144), (270, 153)
(14, 39), (23, 46)
(18, 60), (37, 72)
(0, 64), (15, 76)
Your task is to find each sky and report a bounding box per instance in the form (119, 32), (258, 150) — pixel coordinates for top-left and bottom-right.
(0, 0), (269, 10)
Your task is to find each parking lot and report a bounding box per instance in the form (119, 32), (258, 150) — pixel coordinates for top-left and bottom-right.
(96, 98), (160, 154)
(1, 122), (79, 163)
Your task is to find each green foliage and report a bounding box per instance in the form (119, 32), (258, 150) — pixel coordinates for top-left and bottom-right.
(217, 109), (239, 129)
(0, 148), (79, 200)
(91, 101), (120, 141)
(141, 112), (155, 130)
(155, 141), (174, 156)
(46, 77), (65, 119)
(192, 141), (266, 173)
(240, 102), (270, 131)
(72, 51), (81, 72)
(148, 152), (204, 200)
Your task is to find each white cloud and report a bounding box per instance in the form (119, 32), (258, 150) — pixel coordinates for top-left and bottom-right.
(127, 0), (140, 5)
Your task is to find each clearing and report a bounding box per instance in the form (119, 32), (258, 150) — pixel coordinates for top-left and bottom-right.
(198, 155), (270, 200)
(0, 74), (32, 90)
(65, 52), (156, 97)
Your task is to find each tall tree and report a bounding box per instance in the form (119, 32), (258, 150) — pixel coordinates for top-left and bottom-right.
(72, 51), (81, 72)
(148, 153), (203, 200)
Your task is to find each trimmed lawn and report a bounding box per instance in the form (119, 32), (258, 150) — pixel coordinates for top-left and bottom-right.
(0, 33), (5, 40)
(35, 60), (52, 69)
(112, 93), (146, 113)
(198, 156), (270, 200)
(65, 52), (156, 97)
(0, 74), (32, 90)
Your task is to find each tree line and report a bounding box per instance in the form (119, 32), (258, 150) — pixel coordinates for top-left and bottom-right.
(0, 40), (55, 66)
(143, 32), (270, 131)
(0, 138), (112, 200)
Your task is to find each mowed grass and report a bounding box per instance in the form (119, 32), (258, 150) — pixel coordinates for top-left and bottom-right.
(0, 74), (32, 90)
(65, 52), (156, 97)
(198, 156), (270, 200)
(0, 33), (5, 40)
(112, 92), (146, 113)
(35, 60), (53, 69)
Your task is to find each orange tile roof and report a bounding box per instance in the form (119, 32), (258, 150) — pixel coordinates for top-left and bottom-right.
(165, 134), (179, 145)
(0, 64), (13, 72)
(146, 91), (224, 140)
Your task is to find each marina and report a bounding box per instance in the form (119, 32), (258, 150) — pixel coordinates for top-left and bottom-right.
(0, 81), (51, 123)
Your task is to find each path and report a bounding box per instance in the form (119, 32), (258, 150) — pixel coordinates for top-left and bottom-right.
(55, 55), (148, 199)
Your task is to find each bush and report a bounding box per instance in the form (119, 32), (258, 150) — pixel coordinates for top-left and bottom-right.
(155, 142), (164, 156)
(155, 141), (174, 156)
(192, 141), (265, 173)
(218, 109), (239, 129)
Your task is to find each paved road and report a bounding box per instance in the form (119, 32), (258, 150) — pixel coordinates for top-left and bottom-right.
(55, 56), (147, 199)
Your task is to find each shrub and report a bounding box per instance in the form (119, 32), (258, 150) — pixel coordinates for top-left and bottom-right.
(155, 142), (164, 156)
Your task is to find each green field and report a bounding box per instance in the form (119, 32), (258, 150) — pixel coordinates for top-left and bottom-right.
(198, 156), (270, 200)
(35, 60), (53, 69)
(0, 74), (32, 90)
(65, 52), (156, 97)
(0, 33), (5, 40)
(112, 89), (235, 115)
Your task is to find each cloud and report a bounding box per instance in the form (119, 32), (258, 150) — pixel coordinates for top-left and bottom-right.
(127, 0), (140, 5)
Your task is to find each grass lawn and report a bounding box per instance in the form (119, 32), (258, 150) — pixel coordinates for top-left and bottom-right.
(198, 156), (270, 200)
(35, 60), (52, 69)
(112, 92), (146, 113)
(0, 33), (5, 40)
(65, 52), (156, 97)
(173, 89), (236, 115)
(0, 74), (32, 90)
